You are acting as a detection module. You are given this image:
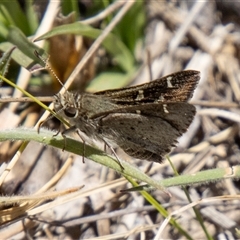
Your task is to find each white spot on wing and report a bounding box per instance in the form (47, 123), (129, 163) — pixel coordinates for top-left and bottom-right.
(167, 77), (173, 88)
(163, 104), (169, 113)
(136, 90), (144, 100)
(158, 95), (164, 102)
(136, 110), (141, 114)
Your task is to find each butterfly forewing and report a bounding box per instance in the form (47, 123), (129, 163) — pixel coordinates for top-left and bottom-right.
(94, 70), (200, 104)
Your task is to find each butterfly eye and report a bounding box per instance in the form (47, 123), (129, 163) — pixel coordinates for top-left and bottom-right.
(64, 107), (77, 118)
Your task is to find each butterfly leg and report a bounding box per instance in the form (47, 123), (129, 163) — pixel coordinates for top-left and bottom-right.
(61, 125), (77, 152)
(102, 139), (124, 170)
(76, 129), (86, 163)
(61, 126), (87, 163)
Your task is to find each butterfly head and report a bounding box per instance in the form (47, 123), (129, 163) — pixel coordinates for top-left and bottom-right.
(54, 91), (81, 119)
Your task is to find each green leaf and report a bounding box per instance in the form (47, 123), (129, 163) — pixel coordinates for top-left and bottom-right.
(24, 0), (39, 33)
(86, 70), (136, 92)
(0, 26), (48, 69)
(0, 127), (165, 191)
(61, 0), (80, 17)
(35, 22), (135, 72)
(0, 46), (15, 77)
(0, 0), (32, 35)
(113, 1), (146, 53)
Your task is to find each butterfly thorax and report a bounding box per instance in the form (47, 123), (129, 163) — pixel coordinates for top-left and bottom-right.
(53, 91), (119, 138)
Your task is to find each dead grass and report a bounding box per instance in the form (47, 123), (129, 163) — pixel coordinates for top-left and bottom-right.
(0, 1), (240, 239)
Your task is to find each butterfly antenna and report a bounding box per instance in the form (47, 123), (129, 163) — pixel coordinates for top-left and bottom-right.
(34, 50), (66, 90)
